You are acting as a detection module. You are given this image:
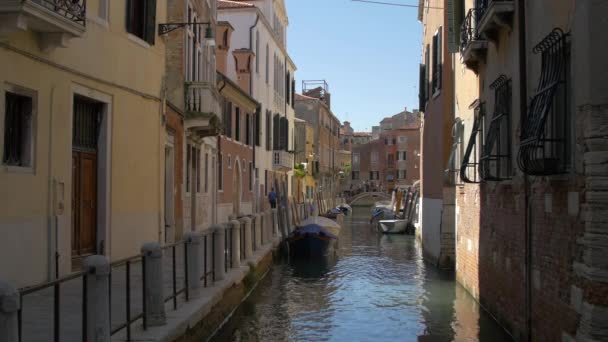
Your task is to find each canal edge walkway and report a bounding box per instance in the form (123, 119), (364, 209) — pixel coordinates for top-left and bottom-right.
(111, 236), (282, 342)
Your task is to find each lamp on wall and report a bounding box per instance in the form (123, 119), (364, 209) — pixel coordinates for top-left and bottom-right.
(158, 21), (215, 46)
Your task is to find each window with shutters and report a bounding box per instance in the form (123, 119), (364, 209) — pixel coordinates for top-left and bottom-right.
(419, 64), (427, 110)
(265, 110), (271, 151)
(3, 90), (35, 168)
(218, 154), (223, 191)
(387, 153), (395, 169)
(223, 100), (232, 138)
(245, 113), (251, 145)
(432, 27), (443, 94)
(279, 117), (288, 151)
(255, 109), (261, 146)
(425, 45), (431, 101)
(460, 103), (485, 183)
(273, 114), (280, 150)
(126, 0), (156, 45)
(235, 107), (241, 142)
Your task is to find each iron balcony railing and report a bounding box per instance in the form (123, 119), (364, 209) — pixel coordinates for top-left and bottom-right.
(518, 28), (571, 175)
(460, 8), (482, 55)
(30, 0), (87, 26)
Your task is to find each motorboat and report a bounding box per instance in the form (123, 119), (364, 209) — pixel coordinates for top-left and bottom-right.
(378, 219), (407, 234)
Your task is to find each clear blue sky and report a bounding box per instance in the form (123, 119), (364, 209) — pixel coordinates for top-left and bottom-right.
(286, 0), (422, 132)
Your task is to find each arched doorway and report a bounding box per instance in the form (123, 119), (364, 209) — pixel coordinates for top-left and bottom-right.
(233, 159), (242, 215)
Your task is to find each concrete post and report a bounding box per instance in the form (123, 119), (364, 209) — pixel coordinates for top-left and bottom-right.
(272, 209), (279, 238)
(83, 255), (111, 341)
(212, 225), (225, 281)
(141, 244), (165, 327)
(240, 217), (252, 259)
(0, 281), (19, 342)
(183, 232), (202, 299)
(253, 214), (261, 250)
(266, 211), (273, 241)
(230, 220), (241, 269)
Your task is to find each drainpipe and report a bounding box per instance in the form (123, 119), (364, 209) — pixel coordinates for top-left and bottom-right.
(47, 85), (56, 280)
(517, 0), (531, 340)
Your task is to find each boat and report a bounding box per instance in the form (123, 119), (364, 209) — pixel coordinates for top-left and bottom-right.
(287, 223), (338, 258)
(370, 206), (395, 227)
(336, 203), (352, 215)
(299, 216), (341, 237)
(378, 219), (408, 234)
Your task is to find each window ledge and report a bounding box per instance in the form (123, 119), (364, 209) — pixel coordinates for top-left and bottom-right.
(1, 165), (35, 174)
(127, 33), (151, 49)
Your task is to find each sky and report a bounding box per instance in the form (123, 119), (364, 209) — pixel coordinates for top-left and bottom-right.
(285, 0), (423, 132)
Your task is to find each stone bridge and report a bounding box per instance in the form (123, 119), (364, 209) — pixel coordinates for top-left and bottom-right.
(347, 192), (391, 206)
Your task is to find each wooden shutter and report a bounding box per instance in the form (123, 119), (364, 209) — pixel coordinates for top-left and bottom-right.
(291, 79), (295, 109)
(437, 28), (443, 90)
(419, 64), (426, 111)
(145, 0), (156, 45)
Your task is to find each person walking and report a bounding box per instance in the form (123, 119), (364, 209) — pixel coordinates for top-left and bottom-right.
(268, 188), (277, 209)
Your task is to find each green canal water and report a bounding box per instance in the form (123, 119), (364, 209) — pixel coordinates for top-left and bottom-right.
(211, 208), (512, 342)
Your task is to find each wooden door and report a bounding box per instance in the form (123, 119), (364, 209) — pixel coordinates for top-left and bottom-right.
(72, 151), (97, 256)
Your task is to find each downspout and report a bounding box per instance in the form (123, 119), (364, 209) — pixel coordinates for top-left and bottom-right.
(47, 85), (56, 280)
(517, 0), (531, 340)
(249, 14), (260, 211)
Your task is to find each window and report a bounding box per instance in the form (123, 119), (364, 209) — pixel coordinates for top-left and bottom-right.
(245, 113), (251, 145)
(399, 136), (406, 143)
(352, 171), (359, 180)
(227, 155), (232, 169)
(3, 91), (34, 168)
(352, 153), (360, 169)
(392, 137), (397, 145)
(425, 45), (430, 101)
(273, 114), (280, 150)
(387, 153), (395, 168)
(518, 28), (572, 175)
(397, 151), (407, 161)
(256, 32), (260, 73)
(204, 152), (209, 192)
(265, 44), (269, 84)
(432, 28), (443, 94)
(419, 63), (427, 110)
(481, 76), (512, 181)
(249, 162), (253, 191)
(126, 0), (156, 45)
(223, 100), (232, 138)
(265, 110), (271, 151)
(255, 109), (261, 146)
(371, 152), (378, 163)
(399, 170), (407, 179)
(98, 0), (109, 21)
(218, 154), (223, 190)
(460, 104), (484, 183)
(235, 107), (241, 142)
(186, 143), (191, 192)
(196, 147), (201, 193)
(264, 170), (268, 194)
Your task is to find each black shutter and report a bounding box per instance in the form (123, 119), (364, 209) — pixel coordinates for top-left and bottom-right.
(437, 28), (442, 90)
(273, 114), (280, 150)
(291, 79), (295, 109)
(255, 107), (261, 146)
(145, 0), (156, 45)
(126, 0), (134, 33)
(419, 64), (426, 111)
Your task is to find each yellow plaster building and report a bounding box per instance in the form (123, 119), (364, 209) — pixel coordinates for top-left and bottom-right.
(0, 0), (167, 287)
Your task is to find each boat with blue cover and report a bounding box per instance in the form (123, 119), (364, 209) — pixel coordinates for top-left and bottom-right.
(287, 223), (338, 258)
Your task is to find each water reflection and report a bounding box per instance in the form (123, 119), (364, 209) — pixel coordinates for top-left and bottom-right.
(212, 208), (511, 342)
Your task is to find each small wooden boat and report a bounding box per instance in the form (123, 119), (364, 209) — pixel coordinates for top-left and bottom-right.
(378, 219), (408, 234)
(287, 223), (338, 258)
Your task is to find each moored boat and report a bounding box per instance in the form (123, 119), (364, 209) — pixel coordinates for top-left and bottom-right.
(378, 219), (407, 234)
(287, 223), (338, 258)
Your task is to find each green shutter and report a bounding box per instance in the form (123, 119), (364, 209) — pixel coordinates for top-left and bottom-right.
(145, 0), (157, 45)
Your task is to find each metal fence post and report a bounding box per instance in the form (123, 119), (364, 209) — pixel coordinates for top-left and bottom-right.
(141, 243), (166, 326)
(0, 281), (19, 342)
(230, 220), (241, 269)
(240, 217), (252, 260)
(212, 225), (226, 281)
(184, 232), (202, 299)
(83, 255), (111, 342)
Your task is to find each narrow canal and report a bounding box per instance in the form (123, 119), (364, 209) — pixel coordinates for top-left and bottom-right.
(212, 208), (512, 341)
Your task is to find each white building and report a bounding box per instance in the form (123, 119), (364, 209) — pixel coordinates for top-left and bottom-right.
(218, 0), (296, 209)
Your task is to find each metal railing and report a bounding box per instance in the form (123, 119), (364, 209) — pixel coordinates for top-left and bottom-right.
(18, 270), (88, 342)
(460, 8), (482, 55)
(30, 0), (87, 26)
(109, 254), (145, 341)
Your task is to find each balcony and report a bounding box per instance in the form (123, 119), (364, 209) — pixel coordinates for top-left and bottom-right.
(476, 0), (515, 39)
(184, 81), (222, 137)
(0, 0), (86, 51)
(272, 150), (294, 172)
(460, 8), (487, 72)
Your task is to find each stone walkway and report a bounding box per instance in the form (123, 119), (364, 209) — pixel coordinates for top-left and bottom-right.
(19, 241), (218, 342)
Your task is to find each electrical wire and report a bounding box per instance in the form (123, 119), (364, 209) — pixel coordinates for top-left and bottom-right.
(351, 0), (443, 9)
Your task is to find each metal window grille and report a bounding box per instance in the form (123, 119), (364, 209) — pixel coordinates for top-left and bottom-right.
(35, 0), (87, 26)
(460, 104), (485, 183)
(518, 28), (571, 175)
(73, 96), (102, 152)
(3, 92), (33, 166)
(481, 76), (512, 181)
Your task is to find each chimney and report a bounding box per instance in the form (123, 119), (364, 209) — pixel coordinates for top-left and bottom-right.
(215, 22), (234, 75)
(232, 49), (255, 94)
